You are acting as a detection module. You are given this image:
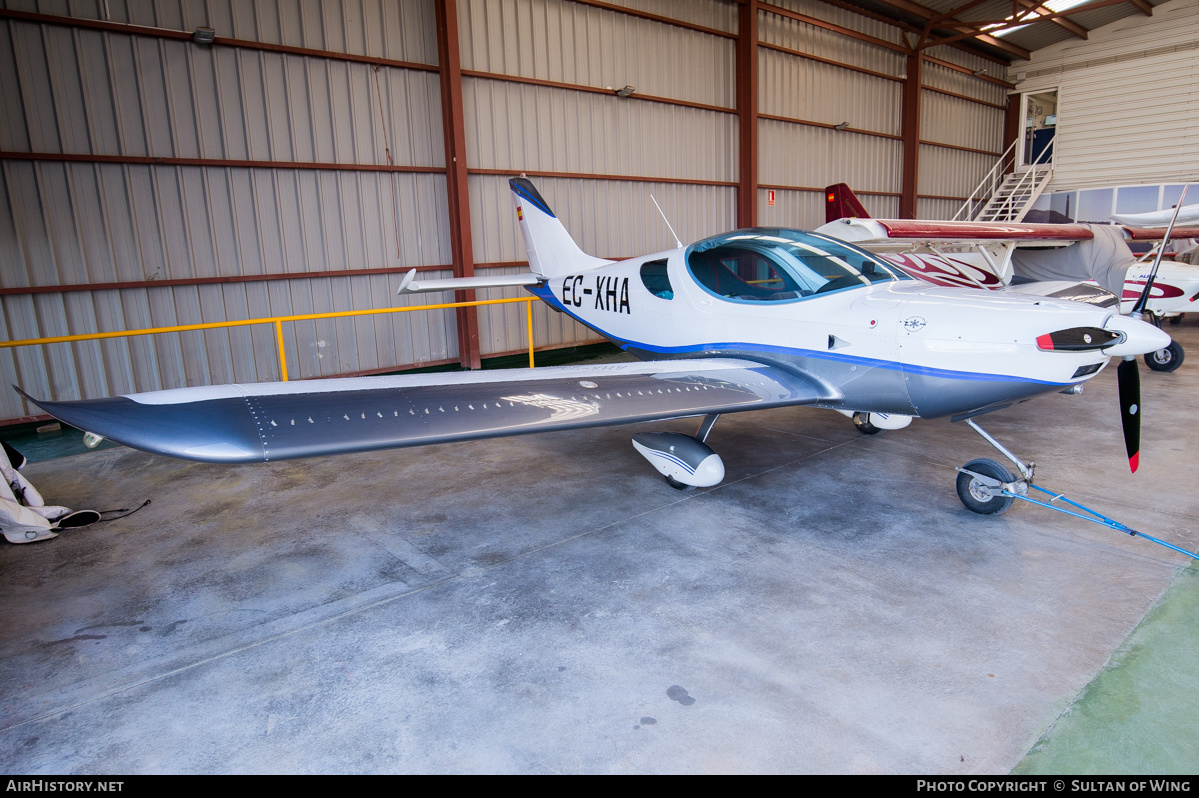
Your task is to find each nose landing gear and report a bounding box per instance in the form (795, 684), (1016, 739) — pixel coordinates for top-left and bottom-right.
(955, 458), (1018, 515)
(953, 418), (1198, 561)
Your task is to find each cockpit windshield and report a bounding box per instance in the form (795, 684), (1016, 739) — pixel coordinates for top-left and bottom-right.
(685, 228), (910, 303)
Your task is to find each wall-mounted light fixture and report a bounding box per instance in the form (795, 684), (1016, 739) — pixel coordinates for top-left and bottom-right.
(193, 27), (216, 45)
(972, 69), (987, 77)
(834, 122), (850, 131)
(614, 85), (636, 98)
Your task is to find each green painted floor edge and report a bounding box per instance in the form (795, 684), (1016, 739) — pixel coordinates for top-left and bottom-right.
(1013, 562), (1199, 775)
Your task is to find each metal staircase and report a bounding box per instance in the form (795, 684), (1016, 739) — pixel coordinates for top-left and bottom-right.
(953, 139), (1054, 223)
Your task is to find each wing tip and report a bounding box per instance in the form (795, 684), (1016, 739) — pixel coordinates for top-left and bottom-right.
(12, 384), (42, 407)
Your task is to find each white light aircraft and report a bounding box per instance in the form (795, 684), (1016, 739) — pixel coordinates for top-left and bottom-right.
(818, 185), (1199, 372)
(17, 178), (1198, 557)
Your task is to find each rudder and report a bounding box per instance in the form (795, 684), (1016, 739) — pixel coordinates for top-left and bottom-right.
(510, 177), (611, 278)
(824, 183), (870, 224)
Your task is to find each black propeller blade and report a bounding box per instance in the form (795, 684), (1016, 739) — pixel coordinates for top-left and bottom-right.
(1118, 186), (1186, 474)
(1117, 357), (1141, 473)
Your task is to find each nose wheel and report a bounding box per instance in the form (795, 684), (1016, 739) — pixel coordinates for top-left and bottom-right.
(954, 419), (1034, 516)
(1144, 340), (1184, 372)
(955, 458), (1017, 515)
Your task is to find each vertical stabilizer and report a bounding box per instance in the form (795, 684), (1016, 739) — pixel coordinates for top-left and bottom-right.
(824, 183), (870, 223)
(510, 178), (612, 278)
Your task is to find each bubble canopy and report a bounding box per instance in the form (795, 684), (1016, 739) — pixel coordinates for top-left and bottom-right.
(685, 228), (911, 304)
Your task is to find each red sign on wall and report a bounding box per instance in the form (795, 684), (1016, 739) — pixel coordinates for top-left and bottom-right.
(767, 190), (776, 207)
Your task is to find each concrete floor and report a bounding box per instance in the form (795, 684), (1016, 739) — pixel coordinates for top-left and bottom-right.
(2, 323), (1197, 774)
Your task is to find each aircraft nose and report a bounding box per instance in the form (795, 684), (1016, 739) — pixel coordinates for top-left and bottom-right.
(1102, 314), (1173, 357)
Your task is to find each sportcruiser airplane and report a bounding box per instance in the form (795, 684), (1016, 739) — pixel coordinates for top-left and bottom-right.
(15, 178), (1186, 536)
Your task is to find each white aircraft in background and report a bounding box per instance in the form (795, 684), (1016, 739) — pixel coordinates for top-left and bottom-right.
(819, 184), (1199, 372)
(20, 177), (1199, 560)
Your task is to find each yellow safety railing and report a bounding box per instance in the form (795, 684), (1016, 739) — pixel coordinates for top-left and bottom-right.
(0, 296), (539, 382)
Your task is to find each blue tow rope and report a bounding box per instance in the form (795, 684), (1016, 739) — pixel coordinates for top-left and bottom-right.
(1006, 484), (1199, 561)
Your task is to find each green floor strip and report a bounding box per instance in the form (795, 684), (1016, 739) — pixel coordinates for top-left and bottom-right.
(1014, 563), (1199, 774)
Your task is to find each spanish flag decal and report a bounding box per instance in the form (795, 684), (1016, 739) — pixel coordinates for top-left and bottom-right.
(517, 206), (523, 221)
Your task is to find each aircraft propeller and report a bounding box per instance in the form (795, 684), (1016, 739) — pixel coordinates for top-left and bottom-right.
(1118, 185), (1188, 474)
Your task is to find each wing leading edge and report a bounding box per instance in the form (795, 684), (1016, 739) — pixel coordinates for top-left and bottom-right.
(17, 359), (830, 464)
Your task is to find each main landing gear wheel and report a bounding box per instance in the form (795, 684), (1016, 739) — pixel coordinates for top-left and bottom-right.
(956, 458), (1016, 516)
(852, 412), (882, 435)
(664, 475), (696, 491)
(1144, 341), (1184, 372)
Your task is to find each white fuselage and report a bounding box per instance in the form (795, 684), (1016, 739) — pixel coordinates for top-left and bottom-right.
(528, 248), (1168, 420)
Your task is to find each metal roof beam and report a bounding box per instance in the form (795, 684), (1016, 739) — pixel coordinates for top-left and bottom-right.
(866, 0), (1031, 59)
(1016, 0), (1089, 38)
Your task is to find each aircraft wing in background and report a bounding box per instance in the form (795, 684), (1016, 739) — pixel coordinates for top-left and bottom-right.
(816, 217), (1199, 249)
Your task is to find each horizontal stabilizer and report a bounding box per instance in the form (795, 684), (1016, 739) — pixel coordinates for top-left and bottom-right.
(15, 359), (829, 464)
(397, 269), (544, 294)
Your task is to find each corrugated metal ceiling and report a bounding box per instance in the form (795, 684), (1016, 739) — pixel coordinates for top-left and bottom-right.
(837, 0), (1174, 61)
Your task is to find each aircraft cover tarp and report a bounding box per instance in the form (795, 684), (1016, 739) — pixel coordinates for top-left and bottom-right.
(1012, 225), (1135, 297)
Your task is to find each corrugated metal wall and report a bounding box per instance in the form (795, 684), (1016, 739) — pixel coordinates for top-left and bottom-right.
(458, 0), (738, 356)
(0, 0), (455, 421)
(918, 45), (1007, 210)
(757, 0), (904, 222)
(1, 0), (1007, 422)
(1008, 0), (1199, 191)
(755, 0), (1002, 228)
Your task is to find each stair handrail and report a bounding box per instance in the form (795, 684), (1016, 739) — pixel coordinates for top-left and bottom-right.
(989, 138), (1054, 222)
(951, 139), (1020, 221)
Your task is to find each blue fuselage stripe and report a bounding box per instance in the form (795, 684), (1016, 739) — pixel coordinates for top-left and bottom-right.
(527, 284), (1068, 388)
(648, 450), (697, 474)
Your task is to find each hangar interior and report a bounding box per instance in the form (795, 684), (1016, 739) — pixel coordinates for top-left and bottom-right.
(2, 0), (1198, 775)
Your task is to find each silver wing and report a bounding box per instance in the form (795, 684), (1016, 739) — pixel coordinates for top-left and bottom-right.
(17, 359), (830, 463)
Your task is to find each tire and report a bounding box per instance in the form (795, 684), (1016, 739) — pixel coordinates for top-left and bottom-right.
(852, 412), (882, 435)
(1144, 341), (1184, 373)
(665, 475), (695, 491)
(956, 458), (1016, 516)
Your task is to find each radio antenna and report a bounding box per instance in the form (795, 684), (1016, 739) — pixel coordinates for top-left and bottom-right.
(650, 194), (682, 248)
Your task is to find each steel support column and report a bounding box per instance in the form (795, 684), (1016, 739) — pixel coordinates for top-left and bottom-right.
(900, 52), (923, 219)
(436, 0), (481, 370)
(737, 0), (759, 229)
(1003, 92), (1021, 175)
